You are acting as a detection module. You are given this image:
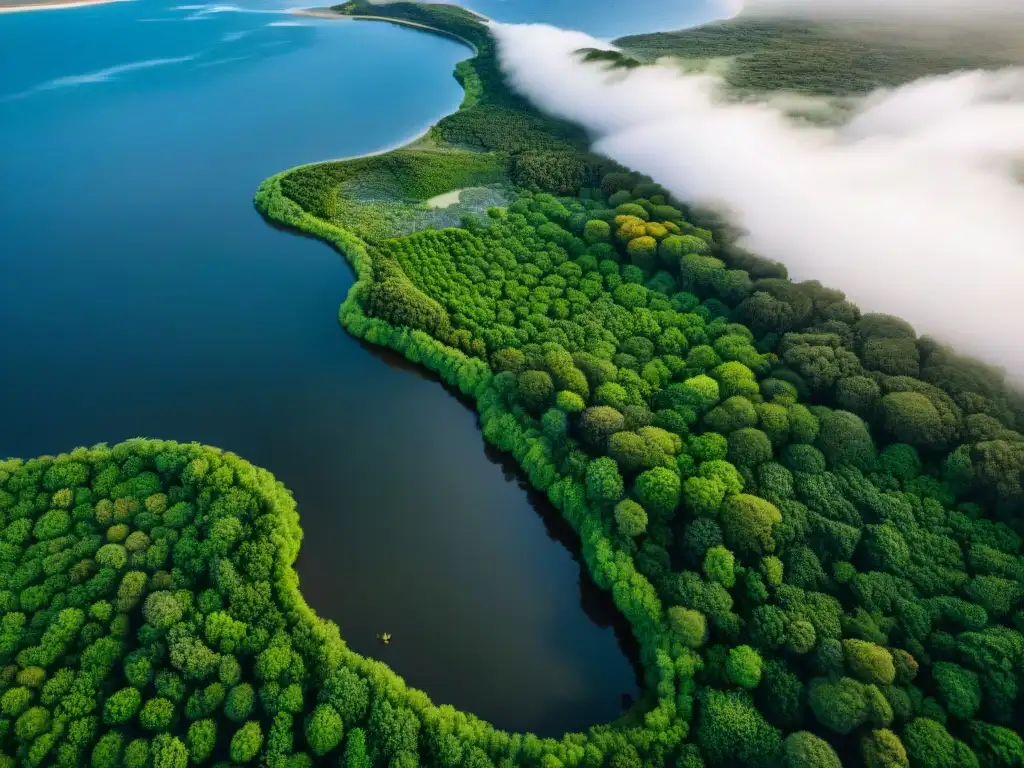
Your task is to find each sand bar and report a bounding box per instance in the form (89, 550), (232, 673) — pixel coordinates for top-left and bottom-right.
(0, 0), (131, 13)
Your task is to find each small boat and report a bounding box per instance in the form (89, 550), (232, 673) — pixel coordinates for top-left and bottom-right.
(377, 632), (392, 645)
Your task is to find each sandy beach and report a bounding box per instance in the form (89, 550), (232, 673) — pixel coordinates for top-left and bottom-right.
(0, 0), (131, 13)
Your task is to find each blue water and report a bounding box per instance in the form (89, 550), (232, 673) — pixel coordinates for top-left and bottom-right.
(0, 0), (715, 735)
(464, 0), (726, 37)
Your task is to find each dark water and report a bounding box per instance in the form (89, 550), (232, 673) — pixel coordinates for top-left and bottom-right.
(0, 0), (717, 735)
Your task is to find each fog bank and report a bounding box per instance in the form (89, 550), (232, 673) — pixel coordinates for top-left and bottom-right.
(728, 0), (1024, 21)
(492, 22), (1024, 380)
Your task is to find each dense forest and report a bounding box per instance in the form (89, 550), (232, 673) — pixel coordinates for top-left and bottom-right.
(256, 4), (1024, 765)
(616, 17), (1024, 96)
(3, 1), (1022, 766)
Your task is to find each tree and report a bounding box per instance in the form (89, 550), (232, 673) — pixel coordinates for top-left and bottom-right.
(705, 396), (758, 434)
(668, 606), (707, 649)
(368, 699), (419, 764)
(816, 410), (875, 469)
(721, 494), (781, 556)
(586, 457), (624, 506)
(583, 219), (611, 244)
(881, 392), (952, 449)
(787, 620), (816, 655)
(728, 428), (774, 468)
(726, 645), (763, 689)
(225, 683), (255, 722)
(342, 728), (371, 768)
(123, 739), (150, 768)
(230, 722), (263, 764)
(696, 688), (781, 766)
(144, 591), (183, 630)
(318, 667), (369, 726)
(861, 729), (909, 768)
(780, 731), (841, 768)
(305, 703), (344, 757)
(186, 720), (216, 764)
(139, 697), (176, 730)
(518, 370), (554, 414)
(614, 499), (648, 537)
(151, 734), (188, 768)
(758, 660), (804, 729)
(91, 732), (124, 768)
(703, 546), (736, 588)
(808, 677), (871, 735)
(862, 338), (920, 377)
(932, 662), (981, 719)
(14, 705), (50, 741)
(627, 235), (658, 271)
(103, 687), (142, 725)
(965, 721), (1024, 768)
(843, 639), (895, 686)
(579, 406), (626, 449)
(634, 467), (681, 519)
(903, 718), (956, 768)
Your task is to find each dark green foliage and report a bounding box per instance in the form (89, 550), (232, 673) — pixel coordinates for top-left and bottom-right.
(246, 8), (1024, 767)
(617, 18), (1023, 96)
(932, 662), (982, 719)
(696, 688), (781, 766)
(780, 731), (841, 768)
(903, 718), (957, 768)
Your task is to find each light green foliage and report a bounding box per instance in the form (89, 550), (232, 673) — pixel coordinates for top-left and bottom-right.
(103, 687), (142, 725)
(586, 457), (624, 505)
(614, 499), (648, 537)
(725, 645), (762, 689)
(140, 697), (176, 730)
(808, 677), (886, 735)
(843, 639), (895, 686)
(186, 720), (216, 763)
(342, 728), (371, 768)
(144, 591), (183, 629)
(123, 739), (150, 768)
(634, 466), (681, 519)
(230, 721), (263, 764)
(703, 546), (736, 588)
(305, 703), (344, 756)
(668, 607), (707, 649)
(761, 555), (783, 587)
(721, 494), (781, 556)
(861, 729), (909, 768)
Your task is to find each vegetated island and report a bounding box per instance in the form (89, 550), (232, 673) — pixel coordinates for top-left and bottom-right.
(0, 0), (130, 13)
(2, 2), (1023, 767)
(615, 14), (1024, 96)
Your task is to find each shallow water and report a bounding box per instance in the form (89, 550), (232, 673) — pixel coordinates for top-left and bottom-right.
(0, 0), (715, 734)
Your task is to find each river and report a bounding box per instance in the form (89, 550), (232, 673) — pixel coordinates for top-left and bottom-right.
(0, 0), (719, 735)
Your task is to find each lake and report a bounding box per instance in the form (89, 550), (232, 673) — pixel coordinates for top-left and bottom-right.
(0, 0), (720, 735)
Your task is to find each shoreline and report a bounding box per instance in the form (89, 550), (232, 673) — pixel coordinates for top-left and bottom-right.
(293, 7), (482, 50)
(0, 0), (130, 13)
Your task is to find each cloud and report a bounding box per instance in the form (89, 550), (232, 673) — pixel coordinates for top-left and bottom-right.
(491, 22), (1024, 380)
(735, 0), (1024, 19)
